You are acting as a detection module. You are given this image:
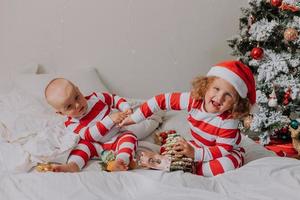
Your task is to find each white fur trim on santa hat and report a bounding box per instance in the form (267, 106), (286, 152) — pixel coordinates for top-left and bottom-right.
(207, 66), (248, 98)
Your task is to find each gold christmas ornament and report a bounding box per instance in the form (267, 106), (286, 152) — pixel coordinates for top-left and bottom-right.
(243, 115), (253, 129)
(35, 163), (54, 172)
(284, 28), (298, 41)
(289, 125), (300, 158)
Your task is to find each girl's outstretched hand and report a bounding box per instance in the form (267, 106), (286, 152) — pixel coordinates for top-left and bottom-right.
(124, 108), (133, 115)
(109, 111), (128, 124)
(119, 116), (136, 127)
(173, 138), (195, 159)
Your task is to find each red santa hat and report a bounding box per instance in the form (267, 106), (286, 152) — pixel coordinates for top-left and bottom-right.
(206, 60), (256, 105)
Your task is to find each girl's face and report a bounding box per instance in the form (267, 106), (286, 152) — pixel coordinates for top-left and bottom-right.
(204, 78), (238, 114)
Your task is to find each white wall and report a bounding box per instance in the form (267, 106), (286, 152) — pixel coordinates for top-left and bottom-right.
(0, 0), (247, 99)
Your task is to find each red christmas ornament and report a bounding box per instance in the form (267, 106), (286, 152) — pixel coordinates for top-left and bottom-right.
(160, 146), (166, 154)
(283, 88), (292, 106)
(281, 127), (288, 134)
(283, 99), (289, 105)
(160, 132), (168, 139)
(271, 0), (283, 7)
(251, 47), (264, 60)
(280, 2), (300, 12)
(279, 126), (290, 140)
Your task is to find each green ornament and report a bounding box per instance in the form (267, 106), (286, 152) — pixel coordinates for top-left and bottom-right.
(98, 150), (116, 171)
(290, 120), (299, 129)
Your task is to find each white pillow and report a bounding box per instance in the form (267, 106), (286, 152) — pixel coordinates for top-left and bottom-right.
(0, 88), (63, 142)
(160, 110), (191, 140)
(0, 63), (38, 95)
(126, 112), (163, 140)
(13, 67), (110, 101)
(241, 135), (276, 164)
(112, 98), (163, 140)
(38, 66), (109, 91)
(158, 110), (276, 164)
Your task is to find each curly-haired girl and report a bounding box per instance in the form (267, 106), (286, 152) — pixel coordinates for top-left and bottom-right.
(121, 60), (256, 176)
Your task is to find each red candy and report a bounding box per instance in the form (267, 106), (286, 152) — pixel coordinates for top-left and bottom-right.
(160, 147), (166, 154)
(160, 132), (168, 139)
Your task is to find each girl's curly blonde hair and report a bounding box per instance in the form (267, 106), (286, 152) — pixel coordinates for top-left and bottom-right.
(191, 76), (251, 120)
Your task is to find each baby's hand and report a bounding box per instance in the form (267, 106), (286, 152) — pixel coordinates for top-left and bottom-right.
(109, 112), (127, 124)
(124, 108), (133, 115)
(119, 116), (136, 127)
(173, 138), (195, 159)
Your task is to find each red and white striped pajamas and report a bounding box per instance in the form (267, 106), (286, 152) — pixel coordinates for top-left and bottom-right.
(131, 92), (244, 177)
(65, 92), (137, 170)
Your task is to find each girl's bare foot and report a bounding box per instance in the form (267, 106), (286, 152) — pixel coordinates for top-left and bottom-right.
(107, 159), (128, 172)
(51, 162), (80, 172)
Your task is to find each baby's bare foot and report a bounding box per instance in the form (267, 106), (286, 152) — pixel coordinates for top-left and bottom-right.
(129, 160), (137, 170)
(51, 162), (80, 173)
(107, 159), (128, 172)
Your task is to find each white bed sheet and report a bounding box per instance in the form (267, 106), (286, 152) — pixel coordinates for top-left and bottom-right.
(0, 87), (299, 200)
(0, 156), (299, 200)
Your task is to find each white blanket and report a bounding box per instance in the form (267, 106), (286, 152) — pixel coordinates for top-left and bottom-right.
(0, 89), (161, 173)
(0, 157), (299, 200)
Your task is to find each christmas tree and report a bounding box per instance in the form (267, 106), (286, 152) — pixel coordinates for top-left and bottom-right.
(228, 0), (300, 144)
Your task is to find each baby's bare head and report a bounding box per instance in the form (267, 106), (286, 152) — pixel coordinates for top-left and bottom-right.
(45, 78), (75, 109)
(45, 78), (88, 118)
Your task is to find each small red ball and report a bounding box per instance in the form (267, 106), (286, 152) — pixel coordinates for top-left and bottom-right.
(160, 132), (168, 139)
(271, 0), (282, 7)
(283, 99), (289, 105)
(281, 127), (288, 134)
(160, 147), (166, 154)
(250, 47), (264, 60)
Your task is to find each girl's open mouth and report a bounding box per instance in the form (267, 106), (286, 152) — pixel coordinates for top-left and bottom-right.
(211, 100), (221, 108)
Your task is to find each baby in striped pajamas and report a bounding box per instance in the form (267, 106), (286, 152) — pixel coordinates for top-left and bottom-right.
(121, 60), (256, 176)
(45, 78), (137, 172)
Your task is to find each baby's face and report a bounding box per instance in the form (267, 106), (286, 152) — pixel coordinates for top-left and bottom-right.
(54, 85), (88, 118)
(203, 78), (238, 114)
